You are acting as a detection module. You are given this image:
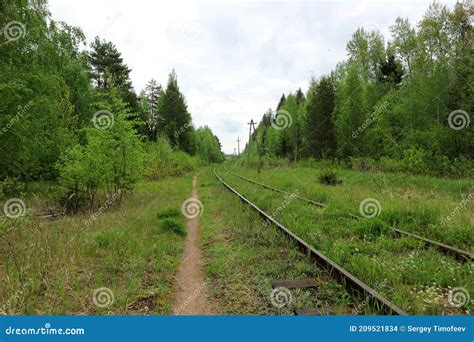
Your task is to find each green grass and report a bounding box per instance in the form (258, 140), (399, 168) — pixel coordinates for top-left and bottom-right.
(1, 163), (471, 316)
(157, 208), (181, 219)
(161, 219), (187, 236)
(199, 168), (356, 315)
(219, 164), (473, 315)
(0, 173), (195, 315)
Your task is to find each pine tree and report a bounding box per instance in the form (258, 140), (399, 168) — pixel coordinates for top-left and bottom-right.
(156, 70), (194, 153)
(276, 94), (286, 111)
(88, 37), (138, 111)
(306, 76), (336, 158)
(295, 88), (305, 106)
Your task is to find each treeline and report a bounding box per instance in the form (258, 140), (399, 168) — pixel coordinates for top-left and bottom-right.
(245, 1), (472, 177)
(0, 0), (223, 210)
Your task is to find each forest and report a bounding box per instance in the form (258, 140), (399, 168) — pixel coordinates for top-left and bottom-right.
(0, 0), (224, 212)
(0, 0), (472, 322)
(243, 1), (472, 178)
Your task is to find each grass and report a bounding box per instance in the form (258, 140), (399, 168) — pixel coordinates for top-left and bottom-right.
(1, 163), (471, 315)
(161, 219), (187, 236)
(0, 173), (194, 315)
(219, 164), (473, 315)
(157, 208), (181, 219)
(199, 168), (357, 315)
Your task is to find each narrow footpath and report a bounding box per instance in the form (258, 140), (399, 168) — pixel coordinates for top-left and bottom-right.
(172, 176), (214, 315)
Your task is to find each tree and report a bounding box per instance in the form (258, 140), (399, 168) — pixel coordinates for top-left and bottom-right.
(276, 94), (286, 111)
(142, 79), (162, 140)
(156, 70), (195, 153)
(58, 90), (145, 212)
(305, 75), (336, 158)
(195, 126), (225, 163)
(88, 37), (138, 111)
(295, 88), (305, 106)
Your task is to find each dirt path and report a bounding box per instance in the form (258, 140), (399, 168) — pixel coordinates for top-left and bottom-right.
(172, 176), (214, 315)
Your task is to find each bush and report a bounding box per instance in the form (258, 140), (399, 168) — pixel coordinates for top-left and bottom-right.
(161, 218), (186, 236)
(317, 169), (342, 185)
(145, 137), (201, 180)
(401, 148), (429, 175)
(57, 104), (145, 213)
(0, 177), (26, 199)
(349, 157), (378, 172)
(157, 208), (180, 219)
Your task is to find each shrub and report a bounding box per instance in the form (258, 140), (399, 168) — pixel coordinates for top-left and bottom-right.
(57, 101), (145, 213)
(401, 148), (428, 175)
(317, 169), (342, 185)
(161, 219), (186, 236)
(349, 157), (378, 172)
(145, 137), (201, 180)
(157, 208), (180, 219)
(0, 177), (26, 199)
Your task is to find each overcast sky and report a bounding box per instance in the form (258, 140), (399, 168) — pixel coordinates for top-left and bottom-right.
(49, 0), (456, 154)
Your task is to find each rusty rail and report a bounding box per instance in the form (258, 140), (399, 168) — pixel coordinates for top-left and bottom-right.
(214, 168), (408, 316)
(224, 167), (473, 262)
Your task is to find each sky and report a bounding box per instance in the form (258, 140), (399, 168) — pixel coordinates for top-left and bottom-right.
(49, 0), (457, 154)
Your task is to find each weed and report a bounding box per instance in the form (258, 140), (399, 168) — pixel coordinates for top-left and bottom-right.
(157, 208), (180, 219)
(162, 219), (187, 236)
(317, 169), (342, 186)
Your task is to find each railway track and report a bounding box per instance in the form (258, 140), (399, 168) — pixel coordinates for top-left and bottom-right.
(214, 168), (408, 315)
(223, 167), (473, 262)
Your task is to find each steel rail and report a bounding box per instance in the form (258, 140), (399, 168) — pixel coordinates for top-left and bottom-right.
(224, 167), (473, 262)
(214, 168), (408, 316)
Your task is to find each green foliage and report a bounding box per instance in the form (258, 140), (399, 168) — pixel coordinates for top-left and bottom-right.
(157, 208), (180, 219)
(317, 169), (342, 186)
(244, 1), (472, 177)
(57, 94), (145, 212)
(145, 137), (200, 180)
(161, 219), (187, 236)
(305, 75), (336, 158)
(0, 177), (26, 200)
(156, 70), (195, 153)
(195, 126), (225, 163)
(353, 218), (391, 240)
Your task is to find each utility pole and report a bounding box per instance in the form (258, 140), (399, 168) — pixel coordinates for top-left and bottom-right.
(247, 120), (254, 166)
(247, 119), (262, 169)
(236, 137), (240, 156)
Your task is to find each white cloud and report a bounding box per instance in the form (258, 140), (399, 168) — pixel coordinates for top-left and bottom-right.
(49, 0), (457, 154)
